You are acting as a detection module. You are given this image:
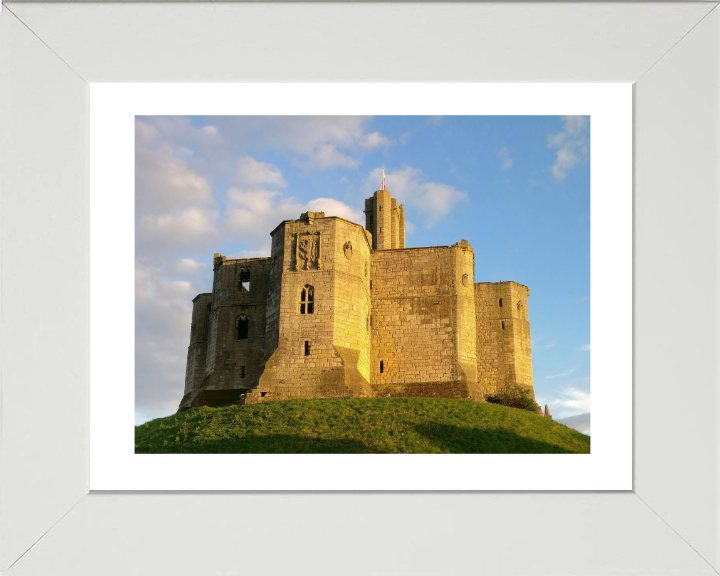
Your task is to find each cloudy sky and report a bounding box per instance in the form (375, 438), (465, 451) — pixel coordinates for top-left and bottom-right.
(135, 115), (591, 430)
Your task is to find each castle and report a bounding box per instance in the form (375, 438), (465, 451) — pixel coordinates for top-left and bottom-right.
(178, 188), (533, 410)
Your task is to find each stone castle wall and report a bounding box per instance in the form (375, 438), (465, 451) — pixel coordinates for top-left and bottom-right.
(179, 256), (273, 409)
(369, 242), (479, 399)
(179, 191), (533, 411)
(184, 293), (212, 396)
(245, 214), (373, 403)
(474, 281), (532, 396)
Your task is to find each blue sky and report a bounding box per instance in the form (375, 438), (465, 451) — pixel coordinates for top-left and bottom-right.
(135, 115), (590, 431)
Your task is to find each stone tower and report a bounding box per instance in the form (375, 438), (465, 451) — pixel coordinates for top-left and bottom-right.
(245, 211), (373, 403)
(474, 281), (533, 395)
(364, 189), (405, 250)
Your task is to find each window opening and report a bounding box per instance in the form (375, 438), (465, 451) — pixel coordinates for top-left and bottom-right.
(237, 315), (249, 340)
(370, 280), (373, 289)
(499, 298), (503, 307)
(501, 321), (505, 330)
(305, 341), (311, 356)
(380, 361), (384, 374)
(240, 366), (246, 378)
(239, 268), (250, 292)
(261, 392), (268, 398)
(300, 285), (314, 314)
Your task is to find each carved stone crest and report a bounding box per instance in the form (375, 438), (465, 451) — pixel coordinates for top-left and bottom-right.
(296, 231), (321, 270)
(344, 241), (353, 260)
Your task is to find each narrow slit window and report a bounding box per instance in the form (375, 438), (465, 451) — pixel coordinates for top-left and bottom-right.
(305, 341), (311, 356)
(380, 227), (382, 234)
(380, 361), (384, 374)
(501, 321), (505, 330)
(240, 366), (246, 378)
(499, 298), (503, 307)
(370, 280), (373, 289)
(379, 205), (382, 212)
(300, 285), (314, 314)
(236, 315), (249, 340)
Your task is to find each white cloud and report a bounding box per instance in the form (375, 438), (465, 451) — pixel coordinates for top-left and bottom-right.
(299, 144), (359, 170)
(547, 115), (589, 180)
(550, 387), (591, 420)
(404, 220), (417, 235)
(237, 156), (287, 188)
(135, 137), (220, 261)
(544, 341), (557, 349)
(138, 207), (220, 256)
(179, 258), (202, 270)
(135, 262), (210, 420)
(305, 197), (364, 224)
(498, 146), (513, 170)
(545, 368), (576, 379)
(360, 131), (391, 150)
(581, 344), (591, 351)
(222, 116), (391, 170)
(367, 167), (468, 227)
(136, 149), (215, 216)
(135, 119), (159, 147)
(225, 187), (363, 252)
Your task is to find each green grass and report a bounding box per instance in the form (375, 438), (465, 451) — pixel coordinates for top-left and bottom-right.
(135, 397), (590, 454)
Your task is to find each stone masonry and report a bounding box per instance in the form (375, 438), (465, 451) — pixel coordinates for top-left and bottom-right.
(178, 189), (533, 410)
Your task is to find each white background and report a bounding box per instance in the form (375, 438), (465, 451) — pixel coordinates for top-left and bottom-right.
(2, 3), (718, 575)
(90, 83), (632, 491)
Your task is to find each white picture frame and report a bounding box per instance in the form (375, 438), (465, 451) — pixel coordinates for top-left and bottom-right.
(1, 2), (718, 574)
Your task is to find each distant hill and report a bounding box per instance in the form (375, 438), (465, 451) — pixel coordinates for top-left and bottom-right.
(556, 413), (591, 436)
(136, 397), (590, 454)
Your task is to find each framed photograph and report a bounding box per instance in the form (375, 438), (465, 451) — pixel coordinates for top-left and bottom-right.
(2, 2), (718, 574)
(90, 83), (629, 491)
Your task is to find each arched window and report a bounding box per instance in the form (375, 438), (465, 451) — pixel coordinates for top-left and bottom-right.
(236, 314), (249, 340)
(299, 285), (314, 314)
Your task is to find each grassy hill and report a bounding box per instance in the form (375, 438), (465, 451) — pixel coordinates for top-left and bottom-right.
(135, 397), (590, 454)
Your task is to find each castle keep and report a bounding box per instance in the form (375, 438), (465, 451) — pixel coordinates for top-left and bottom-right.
(179, 189), (533, 410)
